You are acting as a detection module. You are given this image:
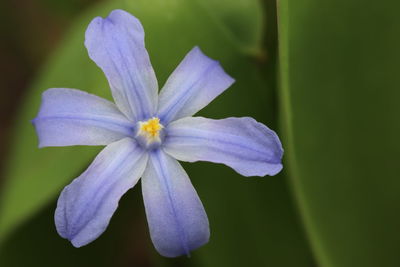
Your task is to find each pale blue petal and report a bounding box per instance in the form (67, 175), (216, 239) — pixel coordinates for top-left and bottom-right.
(55, 138), (148, 247)
(157, 47), (234, 124)
(164, 117), (283, 177)
(85, 9), (158, 121)
(32, 88), (133, 147)
(142, 150), (209, 257)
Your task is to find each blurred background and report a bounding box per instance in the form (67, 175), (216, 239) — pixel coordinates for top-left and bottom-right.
(0, 0), (399, 266)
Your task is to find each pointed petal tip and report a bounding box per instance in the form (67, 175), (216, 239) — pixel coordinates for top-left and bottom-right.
(108, 9), (136, 18)
(70, 241), (82, 248)
(55, 215), (89, 248)
(159, 226), (209, 258)
(267, 163), (283, 176)
(31, 118), (44, 148)
(85, 9), (142, 34)
(198, 47), (236, 87)
(37, 143), (45, 149)
(155, 235), (209, 258)
(70, 237), (87, 248)
(189, 46), (235, 82)
(104, 9), (141, 26)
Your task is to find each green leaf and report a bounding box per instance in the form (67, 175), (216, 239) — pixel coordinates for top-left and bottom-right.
(278, 0), (400, 266)
(0, 187), (155, 267)
(192, 0), (264, 55)
(1, 0), (313, 266)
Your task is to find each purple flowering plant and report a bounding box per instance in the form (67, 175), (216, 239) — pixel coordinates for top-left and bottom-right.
(32, 9), (283, 257)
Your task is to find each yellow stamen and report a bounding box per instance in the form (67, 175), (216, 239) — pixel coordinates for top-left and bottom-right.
(138, 117), (163, 143)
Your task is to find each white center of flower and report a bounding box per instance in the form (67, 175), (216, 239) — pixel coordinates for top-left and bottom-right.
(136, 117), (164, 147)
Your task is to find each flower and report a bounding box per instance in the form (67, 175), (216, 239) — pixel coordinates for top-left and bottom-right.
(32, 9), (283, 257)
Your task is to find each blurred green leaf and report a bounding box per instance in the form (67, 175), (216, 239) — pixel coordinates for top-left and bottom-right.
(0, 186), (155, 267)
(278, 0), (400, 266)
(192, 0), (263, 55)
(1, 0), (313, 266)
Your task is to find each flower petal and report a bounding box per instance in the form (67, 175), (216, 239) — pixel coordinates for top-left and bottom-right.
(55, 137), (148, 247)
(32, 88), (133, 147)
(164, 117), (283, 177)
(142, 150), (209, 257)
(157, 47), (235, 124)
(85, 9), (158, 121)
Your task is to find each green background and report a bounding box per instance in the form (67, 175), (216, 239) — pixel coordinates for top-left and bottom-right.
(0, 0), (399, 266)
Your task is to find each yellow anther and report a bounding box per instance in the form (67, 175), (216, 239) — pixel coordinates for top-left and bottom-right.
(138, 117), (163, 144)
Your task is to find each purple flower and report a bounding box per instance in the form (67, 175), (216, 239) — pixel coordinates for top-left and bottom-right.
(32, 9), (283, 257)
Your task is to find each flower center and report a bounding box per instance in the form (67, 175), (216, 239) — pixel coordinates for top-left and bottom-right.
(136, 117), (164, 148)
(140, 117), (163, 137)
